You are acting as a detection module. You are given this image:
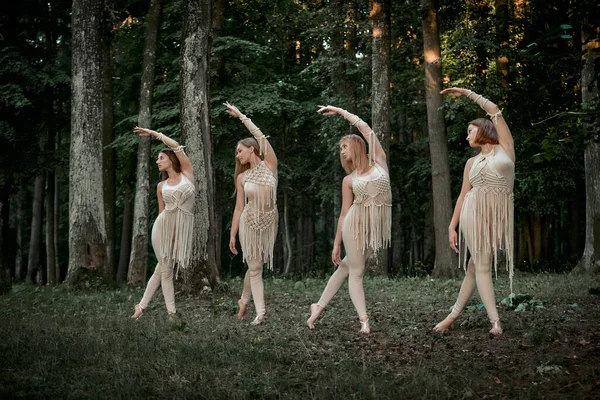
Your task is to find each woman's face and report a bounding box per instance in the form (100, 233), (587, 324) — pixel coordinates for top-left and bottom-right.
(156, 152), (172, 172)
(466, 124), (479, 147)
(236, 143), (254, 165)
(340, 140), (352, 162)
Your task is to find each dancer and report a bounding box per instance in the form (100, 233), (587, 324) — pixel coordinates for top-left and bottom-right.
(130, 127), (195, 321)
(306, 105), (392, 334)
(433, 88), (515, 335)
(226, 102), (278, 325)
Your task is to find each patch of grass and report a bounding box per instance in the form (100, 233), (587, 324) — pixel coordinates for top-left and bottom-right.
(1, 273), (599, 399)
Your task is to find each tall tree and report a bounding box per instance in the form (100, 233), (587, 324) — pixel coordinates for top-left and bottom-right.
(495, 0), (509, 88)
(369, 0), (391, 275)
(102, 0), (117, 280)
(0, 176), (12, 294)
(421, 0), (458, 277)
(574, 11), (600, 274)
(66, 0), (108, 284)
(26, 131), (47, 283)
(127, 0), (162, 286)
(180, 0), (220, 289)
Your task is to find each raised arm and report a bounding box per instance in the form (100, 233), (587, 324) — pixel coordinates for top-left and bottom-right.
(134, 126), (195, 180)
(317, 105), (388, 173)
(440, 88), (515, 162)
(224, 102), (278, 174)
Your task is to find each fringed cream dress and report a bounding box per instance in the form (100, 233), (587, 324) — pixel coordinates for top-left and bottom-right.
(238, 161), (278, 316)
(317, 163), (392, 320)
(459, 144), (514, 292)
(140, 175), (195, 314)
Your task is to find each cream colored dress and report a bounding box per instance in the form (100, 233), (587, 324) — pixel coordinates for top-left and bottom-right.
(459, 145), (515, 291)
(239, 161), (278, 270)
(154, 174), (195, 270)
(347, 163), (392, 253)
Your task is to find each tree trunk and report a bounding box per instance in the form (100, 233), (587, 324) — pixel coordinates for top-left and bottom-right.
(54, 133), (61, 283)
(180, 0), (220, 290)
(495, 0), (509, 88)
(575, 13), (600, 274)
(101, 1), (116, 281)
(128, 0), (162, 286)
(66, 0), (108, 285)
(368, 0), (391, 276)
(532, 214), (542, 263)
(26, 133), (47, 284)
(0, 175), (13, 294)
(14, 186), (26, 282)
(46, 93), (57, 286)
(283, 191), (293, 275)
(421, 0), (459, 277)
(117, 188), (134, 282)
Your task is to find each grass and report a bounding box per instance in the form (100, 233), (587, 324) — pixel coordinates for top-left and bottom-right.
(1, 273), (599, 399)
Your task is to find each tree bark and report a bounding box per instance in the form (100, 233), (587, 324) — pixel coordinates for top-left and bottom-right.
(369, 0), (391, 276)
(495, 0), (509, 88)
(14, 187), (26, 282)
(26, 130), (47, 284)
(575, 13), (600, 274)
(117, 188), (134, 282)
(128, 0), (162, 286)
(0, 175), (13, 294)
(101, 0), (116, 281)
(46, 88), (57, 285)
(421, 0), (459, 277)
(66, 0), (108, 284)
(180, 0), (220, 290)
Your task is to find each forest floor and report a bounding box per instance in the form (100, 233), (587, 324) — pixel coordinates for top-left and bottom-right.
(1, 273), (599, 399)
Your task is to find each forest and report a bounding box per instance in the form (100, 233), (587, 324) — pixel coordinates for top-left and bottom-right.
(0, 0), (599, 289)
(1, 0), (600, 398)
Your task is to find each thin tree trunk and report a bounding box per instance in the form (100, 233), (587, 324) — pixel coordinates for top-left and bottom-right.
(180, 0), (220, 290)
(101, 1), (116, 281)
(0, 175), (13, 294)
(117, 188), (134, 282)
(54, 132), (61, 283)
(26, 136), (47, 284)
(46, 104), (57, 285)
(14, 186), (26, 282)
(421, 0), (458, 277)
(66, 0), (108, 284)
(369, 0), (391, 276)
(283, 191), (293, 275)
(495, 0), (509, 88)
(574, 12), (600, 274)
(128, 0), (162, 286)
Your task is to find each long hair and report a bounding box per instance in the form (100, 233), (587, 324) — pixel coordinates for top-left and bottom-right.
(470, 118), (499, 145)
(159, 149), (181, 181)
(233, 137), (262, 191)
(339, 134), (369, 175)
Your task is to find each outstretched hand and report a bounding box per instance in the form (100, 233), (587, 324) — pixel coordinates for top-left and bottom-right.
(317, 105), (341, 116)
(224, 102), (243, 118)
(133, 126), (155, 137)
(440, 87), (469, 97)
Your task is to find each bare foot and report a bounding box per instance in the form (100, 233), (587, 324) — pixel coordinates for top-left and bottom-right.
(237, 299), (248, 320)
(250, 314), (265, 325)
(489, 320), (503, 335)
(306, 303), (323, 329)
(433, 315), (457, 333)
(131, 304), (144, 320)
(360, 318), (370, 334)
(168, 312), (177, 322)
